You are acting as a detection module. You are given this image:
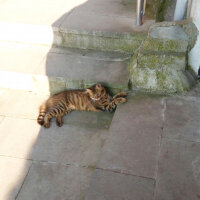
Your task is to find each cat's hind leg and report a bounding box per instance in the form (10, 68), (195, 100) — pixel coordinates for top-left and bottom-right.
(56, 115), (64, 127)
(56, 108), (72, 127)
(43, 113), (52, 128)
(43, 109), (57, 128)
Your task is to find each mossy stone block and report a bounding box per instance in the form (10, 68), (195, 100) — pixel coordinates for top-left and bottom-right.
(137, 53), (186, 70)
(130, 67), (195, 93)
(142, 38), (188, 53)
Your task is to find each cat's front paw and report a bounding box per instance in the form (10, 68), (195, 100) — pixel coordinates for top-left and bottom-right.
(117, 97), (127, 104)
(44, 122), (50, 128)
(108, 106), (116, 113)
(114, 92), (128, 99)
(118, 92), (127, 97)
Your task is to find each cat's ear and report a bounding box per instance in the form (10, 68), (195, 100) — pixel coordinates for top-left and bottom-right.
(95, 84), (102, 89)
(86, 88), (93, 95)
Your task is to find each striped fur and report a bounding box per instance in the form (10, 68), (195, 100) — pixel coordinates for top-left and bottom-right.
(37, 104), (47, 125)
(37, 84), (127, 128)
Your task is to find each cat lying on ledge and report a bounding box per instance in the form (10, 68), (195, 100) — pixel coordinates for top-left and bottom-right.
(37, 84), (127, 128)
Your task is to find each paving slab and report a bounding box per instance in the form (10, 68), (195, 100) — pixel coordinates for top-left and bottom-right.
(85, 169), (155, 200)
(155, 139), (200, 200)
(16, 162), (93, 200)
(164, 96), (200, 142)
(0, 88), (48, 119)
(0, 156), (32, 200)
(0, 116), (109, 166)
(0, 42), (49, 73)
(97, 95), (164, 178)
(0, 118), (40, 159)
(30, 124), (108, 167)
(62, 111), (113, 129)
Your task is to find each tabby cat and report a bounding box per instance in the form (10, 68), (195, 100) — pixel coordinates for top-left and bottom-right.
(37, 84), (127, 128)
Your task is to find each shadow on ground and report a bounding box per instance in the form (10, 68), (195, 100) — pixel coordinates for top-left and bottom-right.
(6, 1), (120, 199)
(4, 0), (159, 198)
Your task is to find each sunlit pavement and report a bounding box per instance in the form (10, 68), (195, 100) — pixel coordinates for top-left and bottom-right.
(0, 0), (200, 199)
(0, 86), (200, 200)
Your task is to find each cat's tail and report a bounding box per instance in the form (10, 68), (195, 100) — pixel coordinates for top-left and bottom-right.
(37, 104), (47, 126)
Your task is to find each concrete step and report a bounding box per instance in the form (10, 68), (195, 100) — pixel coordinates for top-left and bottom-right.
(0, 0), (154, 52)
(0, 42), (131, 94)
(0, 21), (153, 53)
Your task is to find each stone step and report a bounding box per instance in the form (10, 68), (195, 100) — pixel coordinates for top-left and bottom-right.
(0, 42), (131, 94)
(128, 23), (196, 93)
(0, 0), (154, 53)
(0, 21), (152, 53)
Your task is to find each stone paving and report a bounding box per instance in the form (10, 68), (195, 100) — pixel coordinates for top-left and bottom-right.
(0, 0), (199, 199)
(0, 86), (200, 200)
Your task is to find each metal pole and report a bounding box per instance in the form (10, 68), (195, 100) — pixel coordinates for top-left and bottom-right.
(136, 0), (144, 26)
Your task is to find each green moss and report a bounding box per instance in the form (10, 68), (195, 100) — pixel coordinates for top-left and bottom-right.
(130, 67), (157, 90)
(143, 38), (188, 53)
(129, 62), (195, 94)
(156, 70), (167, 89)
(182, 21), (199, 51)
(56, 31), (146, 53)
(137, 54), (186, 70)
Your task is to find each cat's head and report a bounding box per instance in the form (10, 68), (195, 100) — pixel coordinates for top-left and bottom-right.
(86, 84), (106, 100)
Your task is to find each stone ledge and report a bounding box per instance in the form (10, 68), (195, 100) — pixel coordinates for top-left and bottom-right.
(0, 22), (147, 53)
(54, 30), (144, 53)
(0, 71), (128, 95)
